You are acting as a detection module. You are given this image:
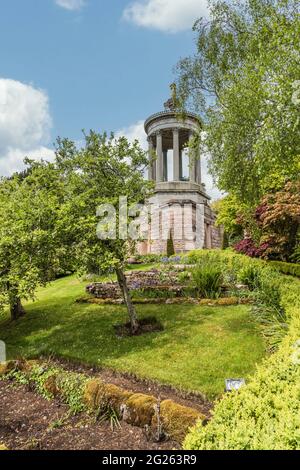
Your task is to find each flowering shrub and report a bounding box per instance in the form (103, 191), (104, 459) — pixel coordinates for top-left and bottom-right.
(229, 181), (300, 261)
(234, 238), (270, 258)
(256, 181), (300, 260)
(161, 256), (181, 264)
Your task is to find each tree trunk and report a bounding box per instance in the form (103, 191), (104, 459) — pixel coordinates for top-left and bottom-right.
(10, 297), (26, 321)
(116, 267), (139, 334)
(287, 222), (299, 260)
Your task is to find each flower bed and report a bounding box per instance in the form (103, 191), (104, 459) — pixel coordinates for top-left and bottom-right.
(0, 360), (204, 445)
(86, 269), (185, 299)
(85, 265), (249, 302)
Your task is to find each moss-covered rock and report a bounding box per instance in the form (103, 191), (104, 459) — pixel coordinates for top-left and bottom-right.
(125, 393), (157, 427)
(84, 379), (102, 408)
(102, 383), (132, 409)
(0, 363), (9, 376)
(0, 359), (39, 377)
(154, 400), (204, 443)
(22, 360), (40, 371)
(44, 374), (59, 397)
(84, 379), (131, 412)
(198, 297), (248, 306)
(0, 360), (23, 376)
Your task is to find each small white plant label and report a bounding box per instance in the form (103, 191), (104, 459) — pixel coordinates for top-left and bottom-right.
(225, 378), (245, 392)
(0, 341), (6, 363)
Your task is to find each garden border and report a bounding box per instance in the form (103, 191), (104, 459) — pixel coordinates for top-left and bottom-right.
(0, 359), (204, 445)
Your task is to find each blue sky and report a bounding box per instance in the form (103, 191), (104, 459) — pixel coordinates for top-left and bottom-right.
(0, 0), (220, 197)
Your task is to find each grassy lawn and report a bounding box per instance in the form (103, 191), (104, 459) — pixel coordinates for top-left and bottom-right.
(0, 273), (266, 399)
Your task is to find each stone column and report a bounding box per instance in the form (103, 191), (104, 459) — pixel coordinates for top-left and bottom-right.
(163, 150), (168, 182)
(188, 131), (196, 183)
(196, 144), (202, 185)
(148, 136), (154, 181)
(152, 157), (156, 182)
(179, 150), (183, 180)
(205, 224), (212, 249)
(156, 131), (163, 182)
(196, 203), (205, 249)
(173, 128), (180, 181)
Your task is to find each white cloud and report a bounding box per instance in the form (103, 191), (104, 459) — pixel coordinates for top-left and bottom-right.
(0, 78), (54, 176)
(115, 120), (148, 148)
(0, 79), (51, 154)
(202, 155), (223, 201)
(0, 147), (55, 177)
(55, 0), (86, 11)
(123, 0), (208, 33)
(117, 120), (222, 200)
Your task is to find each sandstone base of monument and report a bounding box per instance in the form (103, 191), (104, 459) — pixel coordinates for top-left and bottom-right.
(137, 188), (222, 255)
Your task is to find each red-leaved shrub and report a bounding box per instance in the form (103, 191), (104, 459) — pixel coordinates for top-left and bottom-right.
(234, 238), (270, 258)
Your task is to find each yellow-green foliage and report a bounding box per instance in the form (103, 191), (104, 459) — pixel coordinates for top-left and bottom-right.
(0, 444), (8, 450)
(5, 362), (88, 413)
(153, 400), (204, 443)
(269, 261), (300, 278)
(125, 393), (157, 427)
(78, 296), (248, 307)
(55, 371), (88, 414)
(199, 297), (246, 306)
(0, 359), (37, 377)
(184, 251), (300, 450)
(27, 364), (61, 400)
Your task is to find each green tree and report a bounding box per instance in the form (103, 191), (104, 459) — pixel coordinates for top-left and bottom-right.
(212, 195), (245, 244)
(167, 231), (175, 257)
(175, 0), (300, 205)
(56, 132), (152, 333)
(0, 161), (66, 320)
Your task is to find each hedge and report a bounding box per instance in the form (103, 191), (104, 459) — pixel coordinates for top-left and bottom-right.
(268, 260), (300, 278)
(183, 251), (300, 450)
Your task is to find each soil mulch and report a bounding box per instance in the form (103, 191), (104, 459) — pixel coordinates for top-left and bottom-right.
(0, 380), (178, 451)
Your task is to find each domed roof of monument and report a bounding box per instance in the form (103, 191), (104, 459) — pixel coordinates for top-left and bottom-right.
(144, 98), (200, 134)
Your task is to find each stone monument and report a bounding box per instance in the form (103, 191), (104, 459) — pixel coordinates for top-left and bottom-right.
(138, 101), (222, 255)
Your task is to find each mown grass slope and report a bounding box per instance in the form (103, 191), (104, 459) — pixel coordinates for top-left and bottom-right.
(0, 273), (265, 398)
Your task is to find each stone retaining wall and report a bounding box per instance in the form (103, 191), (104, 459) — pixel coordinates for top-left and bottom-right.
(86, 269), (183, 299)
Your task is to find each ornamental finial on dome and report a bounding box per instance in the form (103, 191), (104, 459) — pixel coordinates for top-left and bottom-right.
(164, 97), (176, 111)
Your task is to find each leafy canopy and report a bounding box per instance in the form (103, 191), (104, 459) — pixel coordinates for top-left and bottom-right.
(175, 0), (300, 204)
(0, 161), (67, 317)
(55, 131), (152, 275)
(0, 132), (152, 328)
